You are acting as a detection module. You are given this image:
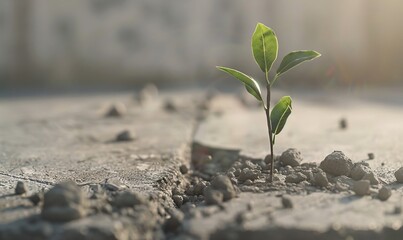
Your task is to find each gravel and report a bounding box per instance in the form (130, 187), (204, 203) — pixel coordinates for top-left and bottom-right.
(179, 164), (188, 174)
(112, 191), (147, 208)
(362, 172), (379, 185)
(209, 175), (237, 201)
(313, 171), (329, 187)
(238, 168), (259, 182)
(41, 182), (87, 222)
(204, 187), (224, 205)
(281, 196), (293, 209)
(319, 151), (353, 176)
(279, 148), (303, 167)
(353, 180), (370, 196)
(378, 186), (392, 201)
(15, 181), (27, 195)
(350, 163), (371, 180)
(105, 103), (127, 117)
(285, 172), (307, 184)
(116, 130), (133, 141)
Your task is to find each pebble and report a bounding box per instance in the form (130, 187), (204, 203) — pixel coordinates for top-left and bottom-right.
(41, 182), (87, 222)
(301, 170), (314, 181)
(285, 172), (307, 184)
(353, 180), (370, 196)
(193, 181), (207, 196)
(279, 148), (303, 167)
(281, 196), (293, 209)
(113, 191), (147, 208)
(15, 181), (27, 195)
(172, 195), (184, 207)
(350, 163), (371, 180)
(378, 186), (392, 201)
(203, 187), (224, 205)
(164, 209), (184, 232)
(238, 168), (259, 182)
(105, 103), (127, 117)
(319, 151), (353, 176)
(116, 130), (133, 141)
(244, 179), (253, 185)
(227, 172), (235, 178)
(368, 153), (375, 160)
(394, 167), (403, 183)
(179, 164), (188, 174)
(362, 172), (379, 185)
(339, 118), (347, 129)
(314, 171), (329, 187)
(209, 175), (236, 201)
(28, 192), (43, 206)
(164, 99), (177, 112)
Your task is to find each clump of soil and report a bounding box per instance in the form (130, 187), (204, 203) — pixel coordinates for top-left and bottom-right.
(41, 181), (88, 222)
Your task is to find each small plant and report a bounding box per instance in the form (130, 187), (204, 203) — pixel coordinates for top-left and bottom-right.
(217, 23), (320, 182)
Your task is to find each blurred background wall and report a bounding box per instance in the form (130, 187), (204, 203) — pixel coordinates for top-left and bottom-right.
(1, 0), (403, 90)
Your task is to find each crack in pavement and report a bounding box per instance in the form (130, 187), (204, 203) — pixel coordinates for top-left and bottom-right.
(0, 171), (55, 186)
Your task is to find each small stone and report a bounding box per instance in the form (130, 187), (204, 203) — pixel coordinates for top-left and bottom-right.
(320, 151), (353, 176)
(203, 187), (224, 205)
(362, 172), (379, 185)
(116, 130), (133, 142)
(353, 180), (370, 196)
(378, 186), (392, 201)
(264, 154), (273, 164)
(42, 182), (87, 222)
(350, 163), (371, 180)
(279, 148), (303, 167)
(339, 118), (347, 129)
(285, 172), (307, 184)
(28, 192), (43, 206)
(15, 181), (27, 195)
(281, 196), (293, 209)
(164, 99), (177, 112)
(301, 170), (314, 181)
(234, 169), (241, 177)
(136, 83), (159, 104)
(394, 167), (403, 183)
(113, 191), (147, 208)
(314, 171), (329, 187)
(105, 103), (126, 117)
(368, 153), (375, 160)
(179, 164), (188, 174)
(238, 168), (259, 182)
(210, 175), (236, 201)
(172, 195), (183, 207)
(164, 209), (184, 232)
(244, 179), (253, 185)
(334, 176), (355, 189)
(284, 165), (294, 173)
(193, 181), (207, 196)
(227, 172), (235, 178)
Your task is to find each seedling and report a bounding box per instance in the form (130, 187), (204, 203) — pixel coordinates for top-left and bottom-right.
(217, 23), (320, 182)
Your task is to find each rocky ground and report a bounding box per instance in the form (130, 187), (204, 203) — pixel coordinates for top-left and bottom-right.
(0, 86), (403, 240)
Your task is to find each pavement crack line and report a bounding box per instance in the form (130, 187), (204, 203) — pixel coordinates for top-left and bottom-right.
(0, 171), (55, 186)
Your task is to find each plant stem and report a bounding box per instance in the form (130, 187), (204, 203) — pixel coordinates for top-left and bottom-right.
(265, 85), (275, 182)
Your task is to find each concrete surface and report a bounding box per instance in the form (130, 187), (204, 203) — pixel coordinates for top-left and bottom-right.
(1, 88), (403, 239)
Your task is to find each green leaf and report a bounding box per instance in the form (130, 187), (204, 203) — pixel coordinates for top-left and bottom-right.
(271, 96), (292, 137)
(217, 66), (262, 101)
(276, 50), (321, 77)
(251, 23), (278, 74)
